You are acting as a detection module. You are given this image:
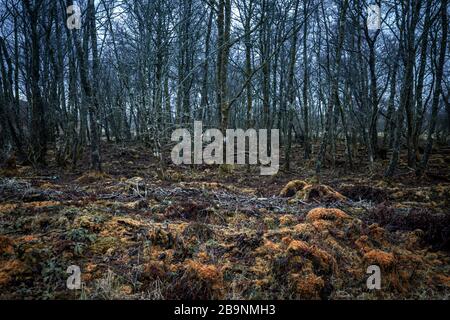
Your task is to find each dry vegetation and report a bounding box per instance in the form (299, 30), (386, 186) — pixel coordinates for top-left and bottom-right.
(0, 142), (449, 300)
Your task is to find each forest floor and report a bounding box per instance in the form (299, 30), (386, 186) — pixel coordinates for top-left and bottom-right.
(0, 142), (449, 299)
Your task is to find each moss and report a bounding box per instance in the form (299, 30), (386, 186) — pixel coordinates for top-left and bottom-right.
(0, 236), (14, 256)
(280, 180), (309, 197)
(355, 235), (372, 253)
(297, 185), (347, 202)
(309, 246), (336, 273)
(23, 201), (61, 210)
(263, 216), (277, 229)
(182, 222), (214, 242)
(368, 224), (386, 243)
(434, 274), (450, 288)
(279, 214), (296, 227)
(292, 223), (315, 240)
(291, 272), (325, 299)
(363, 249), (395, 268)
(0, 203), (18, 213)
(311, 219), (334, 232)
(144, 261), (167, 279)
(90, 236), (119, 254)
(169, 260), (224, 299)
(0, 260), (28, 286)
(112, 216), (144, 228)
(306, 208), (350, 222)
(73, 214), (103, 232)
(287, 240), (311, 255)
(1, 146), (450, 299)
(165, 201), (209, 220)
(148, 227), (176, 249)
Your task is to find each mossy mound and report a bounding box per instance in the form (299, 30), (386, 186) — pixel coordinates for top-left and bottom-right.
(280, 180), (309, 197)
(280, 180), (347, 202)
(296, 185), (347, 202)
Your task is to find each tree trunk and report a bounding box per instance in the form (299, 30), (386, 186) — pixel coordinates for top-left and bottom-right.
(315, 0), (349, 175)
(416, 0), (448, 175)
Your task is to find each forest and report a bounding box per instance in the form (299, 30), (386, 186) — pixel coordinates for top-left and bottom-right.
(0, 0), (449, 300)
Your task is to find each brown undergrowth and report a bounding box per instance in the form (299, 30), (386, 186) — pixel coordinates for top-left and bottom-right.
(0, 142), (449, 299)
